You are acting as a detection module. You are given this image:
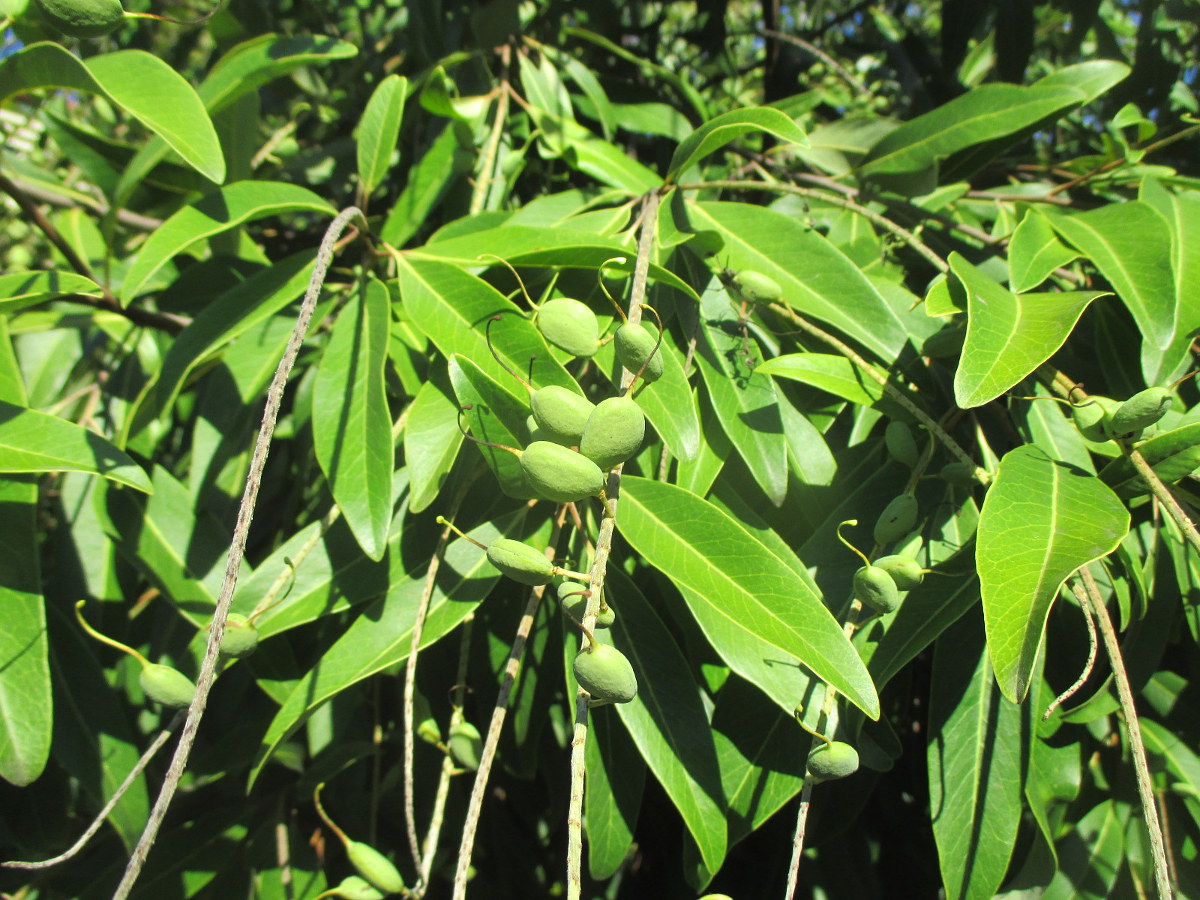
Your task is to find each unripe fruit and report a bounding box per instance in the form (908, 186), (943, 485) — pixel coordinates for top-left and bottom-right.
(614, 323), (664, 383)
(345, 841), (406, 895)
(1109, 386), (1172, 436)
(536, 297), (601, 358)
(579, 396), (646, 470)
(520, 441), (605, 503)
(1072, 396), (1116, 442)
(884, 421), (919, 467)
(807, 741), (860, 781)
(525, 413), (547, 444)
(448, 714), (483, 771)
(853, 565), (900, 613)
(486, 538), (555, 585)
(329, 876), (385, 900)
(873, 493), (918, 544)
(139, 663), (196, 709)
(35, 0), (124, 37)
(558, 581), (614, 628)
(219, 613), (259, 658)
(732, 270), (783, 304)
(872, 555), (923, 591)
(529, 385), (595, 446)
(573, 643), (637, 703)
(939, 462), (977, 488)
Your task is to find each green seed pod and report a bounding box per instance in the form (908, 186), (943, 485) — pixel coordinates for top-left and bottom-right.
(219, 613), (259, 658)
(525, 413), (548, 444)
(486, 538), (555, 585)
(345, 841), (406, 896)
(939, 462), (977, 488)
(579, 396), (646, 470)
(1072, 395), (1119, 442)
(1109, 386), (1172, 436)
(614, 323), (664, 383)
(732, 270), (783, 304)
(536, 297), (601, 358)
(558, 582), (614, 628)
(530, 385), (595, 447)
(448, 714), (483, 771)
(328, 876), (385, 900)
(35, 0), (124, 37)
(807, 741), (860, 782)
(520, 441), (606, 503)
(884, 421), (919, 467)
(853, 565), (900, 613)
(872, 554), (924, 591)
(139, 663), (195, 709)
(573, 643), (637, 704)
(873, 493), (918, 545)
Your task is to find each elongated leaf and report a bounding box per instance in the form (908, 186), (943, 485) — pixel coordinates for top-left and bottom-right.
(859, 83), (1083, 177)
(0, 271), (103, 314)
(404, 372), (463, 513)
(869, 575), (980, 691)
(0, 475), (51, 786)
(605, 570), (727, 873)
(313, 277), (394, 560)
(585, 703), (644, 879)
(756, 353), (885, 407)
(1097, 422), (1200, 496)
(667, 107), (808, 181)
(0, 400), (151, 492)
(122, 252), (316, 444)
(1141, 187), (1200, 385)
(619, 477), (879, 718)
(977, 445), (1128, 702)
(950, 253), (1105, 408)
(380, 125), (463, 247)
(120, 182), (335, 302)
(248, 515), (507, 785)
(1047, 202), (1177, 383)
(448, 355), (536, 499)
(694, 291), (786, 506)
(1042, 801), (1127, 899)
(356, 74), (408, 198)
(689, 202), (909, 361)
(0, 42), (224, 182)
(928, 611), (1023, 900)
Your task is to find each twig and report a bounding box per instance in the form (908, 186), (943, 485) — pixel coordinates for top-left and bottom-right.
(1074, 569), (1173, 900)
(451, 507), (569, 900)
(470, 46), (511, 215)
(759, 29), (873, 99)
(109, 206), (366, 900)
(418, 756), (456, 891)
(1044, 582), (1099, 719)
(1127, 447), (1200, 557)
(2, 714), (182, 870)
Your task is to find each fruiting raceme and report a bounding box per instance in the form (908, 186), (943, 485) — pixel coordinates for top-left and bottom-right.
(529, 385), (594, 447)
(486, 538), (557, 585)
(731, 269), (783, 304)
(1073, 395), (1118, 442)
(573, 642), (637, 704)
(853, 565), (900, 614)
(36, 0), (124, 37)
(873, 493), (918, 544)
(807, 741), (860, 781)
(219, 613), (259, 658)
(872, 555), (924, 591)
(614, 322), (664, 383)
(536, 297), (601, 358)
(558, 581), (615, 628)
(579, 396), (646, 470)
(1109, 386), (1172, 436)
(520, 441), (606, 503)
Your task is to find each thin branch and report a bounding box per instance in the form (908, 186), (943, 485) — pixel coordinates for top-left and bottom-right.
(2, 714), (182, 870)
(1044, 582), (1099, 719)
(109, 206), (366, 900)
(470, 46), (511, 216)
(1074, 570), (1173, 900)
(1128, 447), (1200, 556)
(1, 171), (163, 230)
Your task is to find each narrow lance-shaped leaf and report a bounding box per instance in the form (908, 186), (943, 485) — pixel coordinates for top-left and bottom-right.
(977, 445), (1128, 703)
(313, 276), (395, 561)
(0, 271), (104, 315)
(356, 74), (408, 198)
(667, 107), (809, 182)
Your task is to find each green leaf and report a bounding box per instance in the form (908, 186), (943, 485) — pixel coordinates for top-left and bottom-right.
(928, 611), (1023, 900)
(1141, 187), (1200, 386)
(1047, 202), (1177, 384)
(1042, 801), (1127, 899)
(0, 271), (104, 315)
(404, 371), (463, 513)
(949, 253), (1105, 408)
(619, 477), (879, 718)
(0, 42), (224, 182)
(448, 355), (535, 499)
(605, 569), (727, 873)
(756, 353), (885, 407)
(0, 400), (151, 492)
(120, 182), (336, 303)
(1008, 210), (1078, 292)
(0, 476), (51, 786)
(859, 83), (1083, 178)
(667, 107), (808, 181)
(379, 125), (463, 247)
(869, 575), (980, 691)
(1097, 422), (1200, 496)
(977, 445), (1129, 703)
(694, 292), (786, 506)
(585, 699), (645, 879)
(313, 276), (395, 561)
(356, 74), (408, 198)
(689, 202), (909, 361)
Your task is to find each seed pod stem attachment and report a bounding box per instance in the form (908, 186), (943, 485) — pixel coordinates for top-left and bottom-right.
(835, 520), (871, 567)
(435, 517), (591, 582)
(74, 599), (151, 669)
(792, 704), (832, 746)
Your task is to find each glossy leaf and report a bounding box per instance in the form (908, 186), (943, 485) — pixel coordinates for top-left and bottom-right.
(120, 182), (335, 302)
(950, 253), (1105, 408)
(1008, 209), (1078, 292)
(1042, 801), (1127, 899)
(585, 705), (645, 880)
(1097, 422), (1200, 495)
(356, 74), (408, 198)
(313, 276), (395, 560)
(756, 353), (885, 407)
(0, 400), (152, 492)
(404, 372), (463, 513)
(0, 42), (224, 182)
(0, 271), (103, 314)
(977, 445), (1129, 702)
(619, 476), (879, 718)
(666, 107), (808, 181)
